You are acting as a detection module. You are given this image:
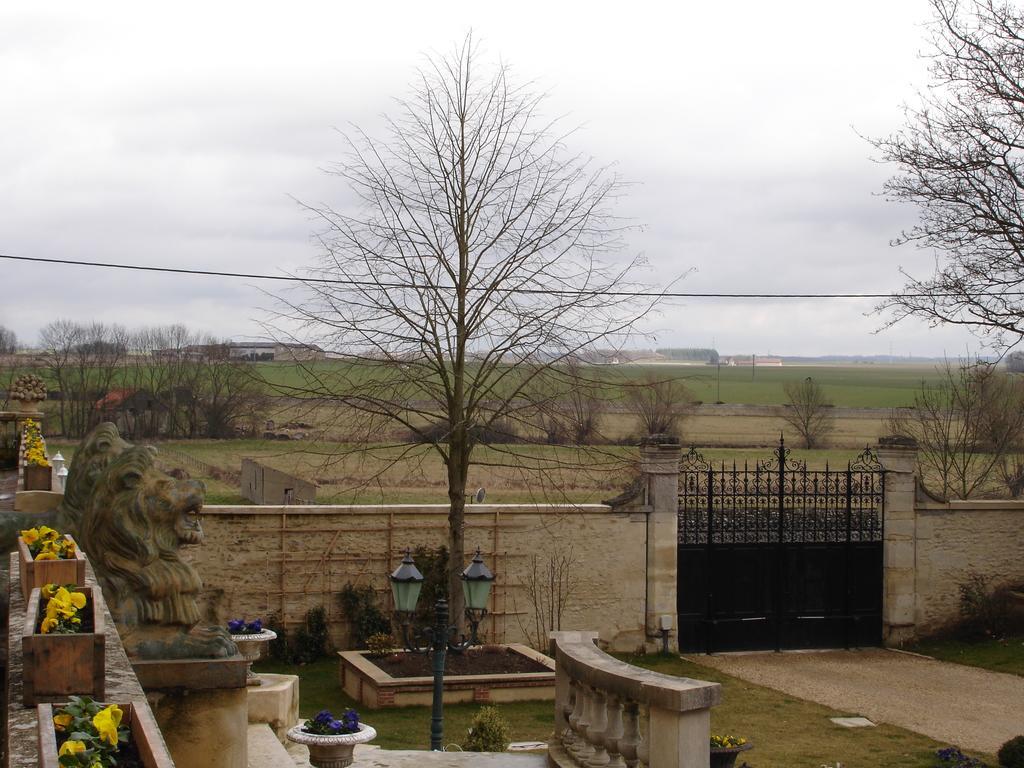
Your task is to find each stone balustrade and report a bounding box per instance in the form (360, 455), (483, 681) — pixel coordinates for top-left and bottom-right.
(547, 631), (721, 768)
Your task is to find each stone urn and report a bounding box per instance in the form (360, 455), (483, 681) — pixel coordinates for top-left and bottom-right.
(286, 723), (377, 768)
(711, 741), (753, 768)
(228, 628), (277, 686)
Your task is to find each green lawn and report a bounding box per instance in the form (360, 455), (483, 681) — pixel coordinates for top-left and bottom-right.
(908, 636), (1024, 677)
(254, 654), (993, 766)
(621, 654), (994, 768)
(251, 658), (551, 750)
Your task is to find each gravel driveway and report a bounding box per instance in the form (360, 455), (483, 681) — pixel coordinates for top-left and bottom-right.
(690, 648), (1024, 755)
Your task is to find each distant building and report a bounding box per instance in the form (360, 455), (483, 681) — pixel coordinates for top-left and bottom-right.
(723, 355), (783, 367)
(153, 342), (326, 362)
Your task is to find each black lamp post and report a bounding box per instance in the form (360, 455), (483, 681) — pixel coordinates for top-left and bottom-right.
(389, 548), (495, 751)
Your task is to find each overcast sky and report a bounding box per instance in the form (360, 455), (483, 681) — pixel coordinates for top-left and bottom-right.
(0, 0), (990, 357)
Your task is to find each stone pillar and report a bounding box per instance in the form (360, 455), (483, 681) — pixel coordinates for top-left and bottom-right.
(648, 706), (711, 768)
(640, 435), (682, 650)
(875, 438), (919, 646)
(134, 656), (249, 768)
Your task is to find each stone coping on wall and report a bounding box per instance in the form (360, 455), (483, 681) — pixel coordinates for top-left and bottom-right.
(5, 553), (168, 767)
(203, 503), (614, 515)
(915, 498), (1024, 512)
(549, 631), (721, 712)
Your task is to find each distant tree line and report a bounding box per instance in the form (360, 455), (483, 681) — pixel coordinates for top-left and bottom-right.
(656, 347), (719, 364)
(33, 320), (265, 440)
(0, 325), (17, 355)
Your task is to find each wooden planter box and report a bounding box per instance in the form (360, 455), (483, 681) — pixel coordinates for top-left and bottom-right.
(17, 535), (87, 601)
(22, 586), (106, 705)
(37, 701), (174, 768)
(24, 464), (52, 491)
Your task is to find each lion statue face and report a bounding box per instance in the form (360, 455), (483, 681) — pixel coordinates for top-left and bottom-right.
(69, 423), (235, 660)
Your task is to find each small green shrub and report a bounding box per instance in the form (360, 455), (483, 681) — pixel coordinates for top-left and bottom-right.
(462, 706), (511, 752)
(959, 573), (1012, 638)
(998, 735), (1024, 768)
(339, 583), (392, 649)
(365, 632), (394, 658)
(265, 613), (290, 662)
(292, 606), (330, 664)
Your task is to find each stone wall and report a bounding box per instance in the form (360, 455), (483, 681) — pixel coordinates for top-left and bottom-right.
(913, 497), (1024, 635)
(190, 503), (649, 652)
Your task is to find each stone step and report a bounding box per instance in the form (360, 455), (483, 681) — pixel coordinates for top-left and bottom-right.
(250, 720), (547, 768)
(248, 723), (296, 768)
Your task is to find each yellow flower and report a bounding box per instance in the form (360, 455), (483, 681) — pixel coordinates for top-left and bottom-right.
(67, 591), (87, 610)
(41, 583), (58, 600)
(58, 739), (87, 757)
(40, 617), (58, 634)
(38, 526), (58, 541)
(20, 528), (39, 545)
(35, 551), (58, 561)
(53, 713), (73, 731)
(92, 704), (122, 746)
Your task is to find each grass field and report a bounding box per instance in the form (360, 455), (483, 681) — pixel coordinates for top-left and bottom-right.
(251, 654), (985, 765)
(48, 438), (875, 505)
(252, 360), (944, 409)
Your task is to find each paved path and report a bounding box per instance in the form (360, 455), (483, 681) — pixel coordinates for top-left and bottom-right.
(690, 648), (1024, 755)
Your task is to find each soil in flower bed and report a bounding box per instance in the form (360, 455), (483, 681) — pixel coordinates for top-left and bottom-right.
(55, 735), (144, 768)
(372, 646), (550, 678)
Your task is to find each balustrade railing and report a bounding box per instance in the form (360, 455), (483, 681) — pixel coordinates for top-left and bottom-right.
(548, 631), (721, 768)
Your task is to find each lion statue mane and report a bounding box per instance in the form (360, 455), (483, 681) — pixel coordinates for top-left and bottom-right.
(62, 422), (235, 660)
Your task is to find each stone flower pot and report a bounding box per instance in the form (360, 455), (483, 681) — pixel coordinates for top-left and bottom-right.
(711, 741), (753, 768)
(286, 723), (377, 768)
(228, 628), (277, 686)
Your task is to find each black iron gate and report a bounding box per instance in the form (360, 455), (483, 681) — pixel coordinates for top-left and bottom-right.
(677, 438), (885, 653)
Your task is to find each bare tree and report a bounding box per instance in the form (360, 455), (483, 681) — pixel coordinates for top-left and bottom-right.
(0, 325), (16, 355)
(270, 37), (660, 625)
(872, 0), (1024, 347)
(534, 362), (604, 445)
(889, 363), (1024, 498)
(778, 376), (835, 449)
(623, 374), (691, 437)
(39, 320), (129, 437)
(514, 545), (579, 652)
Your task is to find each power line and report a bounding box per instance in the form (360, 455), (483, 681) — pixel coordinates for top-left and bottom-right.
(2, 251), (1021, 300)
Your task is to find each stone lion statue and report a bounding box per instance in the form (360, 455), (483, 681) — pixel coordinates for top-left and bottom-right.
(61, 422), (236, 660)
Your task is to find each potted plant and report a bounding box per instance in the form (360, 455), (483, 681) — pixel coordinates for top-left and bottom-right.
(18, 526), (87, 601)
(22, 418), (52, 490)
(710, 734), (753, 768)
(23, 584), (106, 705)
(227, 617), (277, 686)
(38, 696), (174, 767)
(286, 708), (376, 768)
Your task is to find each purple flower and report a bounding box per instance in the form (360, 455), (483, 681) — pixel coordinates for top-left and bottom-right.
(246, 619), (263, 634)
(227, 619), (245, 634)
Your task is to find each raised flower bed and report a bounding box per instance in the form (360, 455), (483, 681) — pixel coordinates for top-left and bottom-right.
(23, 585), (106, 705)
(18, 528), (87, 601)
(338, 643), (555, 709)
(38, 697), (174, 768)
